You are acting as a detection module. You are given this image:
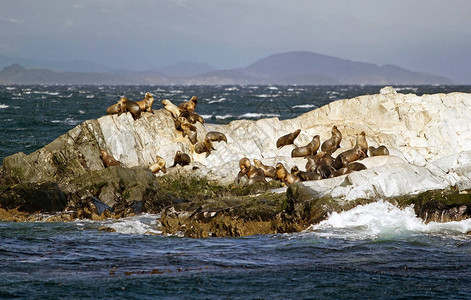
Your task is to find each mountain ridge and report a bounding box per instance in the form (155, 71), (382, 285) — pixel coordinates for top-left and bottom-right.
(0, 51), (453, 85)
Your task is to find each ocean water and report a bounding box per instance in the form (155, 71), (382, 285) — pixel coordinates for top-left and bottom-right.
(1, 85), (471, 298)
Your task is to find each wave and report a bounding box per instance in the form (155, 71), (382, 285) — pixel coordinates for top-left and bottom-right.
(0, 104), (9, 109)
(216, 114), (233, 119)
(105, 214), (162, 235)
(306, 200), (471, 240)
(238, 113), (280, 118)
(51, 118), (81, 126)
(207, 97), (226, 104)
(292, 104), (316, 109)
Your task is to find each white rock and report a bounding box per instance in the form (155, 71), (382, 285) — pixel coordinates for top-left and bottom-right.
(84, 87), (471, 202)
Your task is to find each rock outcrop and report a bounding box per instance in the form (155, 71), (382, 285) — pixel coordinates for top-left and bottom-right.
(1, 86), (471, 236)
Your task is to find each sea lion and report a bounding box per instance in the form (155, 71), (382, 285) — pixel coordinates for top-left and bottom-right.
(313, 151), (334, 167)
(305, 156), (316, 173)
(368, 145), (390, 156)
(237, 157), (252, 183)
(355, 131), (368, 156)
(178, 96), (198, 113)
(171, 151), (191, 167)
(106, 101), (124, 115)
(100, 149), (121, 168)
(162, 99), (180, 119)
(253, 159), (276, 179)
(275, 163), (289, 181)
(285, 173), (301, 184)
(245, 166), (266, 185)
(321, 125), (342, 153)
(119, 97), (141, 120)
(291, 135), (320, 157)
(335, 145), (366, 164)
(136, 92), (154, 113)
(149, 155), (166, 173)
(180, 110), (205, 124)
(349, 162), (367, 171)
(316, 164), (336, 179)
(291, 166), (322, 181)
(206, 131), (227, 143)
(239, 157), (251, 171)
(276, 129), (301, 149)
(180, 122), (198, 144)
(195, 137), (215, 156)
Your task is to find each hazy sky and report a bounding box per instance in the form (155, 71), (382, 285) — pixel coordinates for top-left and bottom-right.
(1, 0), (470, 82)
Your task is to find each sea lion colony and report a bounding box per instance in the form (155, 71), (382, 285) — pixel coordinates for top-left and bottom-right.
(103, 92), (390, 186)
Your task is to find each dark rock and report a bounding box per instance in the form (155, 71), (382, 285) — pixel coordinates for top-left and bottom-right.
(0, 181), (67, 213)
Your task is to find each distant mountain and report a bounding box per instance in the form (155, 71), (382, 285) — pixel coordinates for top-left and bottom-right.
(0, 54), (114, 73)
(0, 51), (453, 85)
(240, 51), (452, 85)
(149, 61), (217, 77)
(0, 64), (169, 85)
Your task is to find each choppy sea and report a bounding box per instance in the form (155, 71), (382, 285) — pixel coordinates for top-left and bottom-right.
(1, 85), (471, 299)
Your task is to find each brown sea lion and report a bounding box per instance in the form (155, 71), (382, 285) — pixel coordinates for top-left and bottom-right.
(106, 101), (125, 115)
(291, 135), (320, 157)
(291, 166), (322, 181)
(162, 99), (180, 119)
(195, 137), (215, 156)
(313, 151), (334, 167)
(355, 131), (368, 156)
(316, 164), (336, 179)
(285, 173), (301, 184)
(335, 145), (366, 164)
(180, 122), (198, 144)
(305, 156), (316, 173)
(253, 159), (276, 179)
(149, 155), (166, 173)
(178, 96), (198, 113)
(276, 129), (301, 149)
(100, 149), (121, 168)
(275, 163), (289, 181)
(368, 145), (390, 156)
(136, 92), (154, 113)
(119, 97), (141, 120)
(206, 131), (227, 143)
(237, 157), (252, 183)
(239, 157), (251, 171)
(321, 125), (342, 153)
(245, 166), (267, 185)
(171, 151), (191, 167)
(349, 162), (367, 171)
(180, 110), (205, 124)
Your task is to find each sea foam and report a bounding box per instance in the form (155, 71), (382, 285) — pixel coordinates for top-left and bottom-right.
(105, 214), (162, 235)
(307, 200), (471, 239)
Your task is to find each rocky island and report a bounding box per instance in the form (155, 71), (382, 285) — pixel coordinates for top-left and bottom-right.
(1, 86), (471, 237)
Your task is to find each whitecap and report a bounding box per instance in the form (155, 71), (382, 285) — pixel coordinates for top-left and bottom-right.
(238, 113), (280, 119)
(225, 87), (239, 91)
(51, 118), (81, 125)
(255, 94), (279, 98)
(199, 114), (212, 119)
(0, 104), (9, 109)
(208, 97), (226, 104)
(215, 114), (233, 119)
(86, 94), (95, 98)
(106, 214), (162, 235)
(306, 200), (471, 240)
(6, 86), (16, 90)
(292, 104), (316, 109)
(267, 86), (279, 90)
(78, 110), (85, 114)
